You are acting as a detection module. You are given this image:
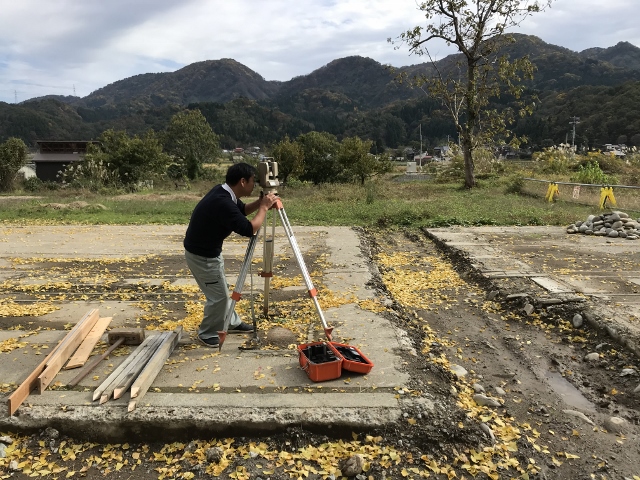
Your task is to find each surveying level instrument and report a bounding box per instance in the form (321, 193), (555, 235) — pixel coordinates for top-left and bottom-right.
(258, 158), (279, 192)
(217, 159), (334, 351)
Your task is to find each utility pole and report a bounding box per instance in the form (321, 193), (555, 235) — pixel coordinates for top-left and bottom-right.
(419, 124), (423, 170)
(569, 116), (580, 152)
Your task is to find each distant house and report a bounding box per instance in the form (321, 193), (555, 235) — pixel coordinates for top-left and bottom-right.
(32, 140), (98, 182)
(433, 146), (451, 160)
(413, 153), (433, 165)
(603, 144), (627, 157)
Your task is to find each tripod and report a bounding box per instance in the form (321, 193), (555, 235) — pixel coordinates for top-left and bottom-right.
(217, 161), (333, 351)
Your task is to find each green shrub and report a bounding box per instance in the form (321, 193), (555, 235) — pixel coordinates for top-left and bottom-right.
(576, 152), (625, 174)
(0, 138), (28, 192)
(364, 182), (378, 204)
(533, 147), (575, 174)
(435, 156), (464, 183)
(571, 160), (619, 185)
(23, 177), (43, 192)
(473, 147), (505, 176)
(435, 146), (505, 182)
(198, 165), (224, 183)
(43, 181), (61, 191)
(504, 174), (525, 194)
(60, 158), (120, 192)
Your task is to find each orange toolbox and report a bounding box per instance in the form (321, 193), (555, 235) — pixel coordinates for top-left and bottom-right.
(297, 341), (342, 382)
(330, 342), (374, 374)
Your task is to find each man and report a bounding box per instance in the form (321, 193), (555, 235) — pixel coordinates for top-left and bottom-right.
(184, 162), (278, 347)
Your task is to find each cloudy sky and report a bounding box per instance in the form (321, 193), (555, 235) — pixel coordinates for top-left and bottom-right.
(1, 0), (638, 104)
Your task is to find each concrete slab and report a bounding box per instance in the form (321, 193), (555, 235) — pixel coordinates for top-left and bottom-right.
(0, 225), (413, 440)
(530, 276), (573, 293)
(426, 225), (640, 353)
(6, 223), (635, 441)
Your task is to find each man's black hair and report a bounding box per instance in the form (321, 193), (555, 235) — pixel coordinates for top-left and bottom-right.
(226, 162), (256, 186)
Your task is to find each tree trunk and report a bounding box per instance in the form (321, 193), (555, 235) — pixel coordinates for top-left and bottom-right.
(464, 60), (477, 189)
(463, 137), (476, 189)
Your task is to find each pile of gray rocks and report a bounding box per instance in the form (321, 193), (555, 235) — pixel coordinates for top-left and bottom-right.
(567, 211), (640, 239)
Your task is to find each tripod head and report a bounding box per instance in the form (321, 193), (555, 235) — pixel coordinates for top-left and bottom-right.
(258, 158), (279, 194)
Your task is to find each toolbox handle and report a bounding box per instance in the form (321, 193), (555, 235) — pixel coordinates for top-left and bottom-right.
(300, 351), (310, 372)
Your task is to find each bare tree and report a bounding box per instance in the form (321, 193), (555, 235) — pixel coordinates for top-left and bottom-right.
(391, 0), (552, 188)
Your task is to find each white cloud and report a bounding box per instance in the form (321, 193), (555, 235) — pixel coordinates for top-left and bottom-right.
(0, 0), (637, 103)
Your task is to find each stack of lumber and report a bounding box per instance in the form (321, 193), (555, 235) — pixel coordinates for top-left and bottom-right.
(6, 308), (182, 416)
(92, 326), (182, 412)
(7, 309), (110, 415)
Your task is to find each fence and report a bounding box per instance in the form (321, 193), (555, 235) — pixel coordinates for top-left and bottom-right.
(522, 178), (640, 213)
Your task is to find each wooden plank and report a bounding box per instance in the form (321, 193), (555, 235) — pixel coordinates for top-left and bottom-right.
(65, 317), (112, 369)
(92, 334), (157, 401)
(101, 334), (165, 404)
(36, 310), (101, 394)
(7, 309), (99, 415)
(6, 348), (57, 416)
(128, 327), (182, 412)
(112, 333), (170, 400)
(45, 309), (99, 367)
(92, 333), (160, 402)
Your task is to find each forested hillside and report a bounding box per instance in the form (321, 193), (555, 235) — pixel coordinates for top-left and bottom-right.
(2, 35), (640, 153)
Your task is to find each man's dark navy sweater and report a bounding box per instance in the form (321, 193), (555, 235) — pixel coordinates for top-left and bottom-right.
(184, 184), (254, 258)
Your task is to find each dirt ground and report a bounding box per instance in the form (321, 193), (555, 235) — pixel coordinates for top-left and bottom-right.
(363, 228), (640, 480)
(1, 227), (639, 479)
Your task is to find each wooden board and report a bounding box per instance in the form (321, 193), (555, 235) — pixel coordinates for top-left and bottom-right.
(7, 348), (56, 416)
(112, 333), (169, 400)
(100, 334), (164, 403)
(65, 317), (112, 370)
(6, 308), (99, 415)
(128, 327), (182, 412)
(36, 309), (100, 393)
(45, 309), (99, 367)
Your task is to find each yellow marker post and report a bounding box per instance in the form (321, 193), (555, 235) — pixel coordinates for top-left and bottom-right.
(599, 187), (617, 209)
(545, 183), (559, 202)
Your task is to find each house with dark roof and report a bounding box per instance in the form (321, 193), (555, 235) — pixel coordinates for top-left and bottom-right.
(32, 140), (98, 182)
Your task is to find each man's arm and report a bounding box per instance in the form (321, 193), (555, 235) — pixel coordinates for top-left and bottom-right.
(244, 196), (262, 215)
(248, 193), (278, 234)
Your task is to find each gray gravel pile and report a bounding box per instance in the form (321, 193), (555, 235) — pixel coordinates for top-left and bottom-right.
(567, 211), (640, 239)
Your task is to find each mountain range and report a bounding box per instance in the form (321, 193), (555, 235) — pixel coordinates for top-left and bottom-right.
(3, 34), (640, 151)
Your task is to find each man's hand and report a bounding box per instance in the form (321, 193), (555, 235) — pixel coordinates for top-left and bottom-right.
(251, 192), (279, 234)
(261, 192), (278, 210)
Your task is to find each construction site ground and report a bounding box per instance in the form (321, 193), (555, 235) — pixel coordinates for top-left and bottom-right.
(0, 224), (639, 480)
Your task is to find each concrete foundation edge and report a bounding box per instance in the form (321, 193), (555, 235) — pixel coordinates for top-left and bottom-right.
(0, 405), (404, 442)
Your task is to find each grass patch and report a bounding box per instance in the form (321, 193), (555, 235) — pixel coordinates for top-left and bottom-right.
(0, 195), (199, 225)
(0, 176), (631, 227)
